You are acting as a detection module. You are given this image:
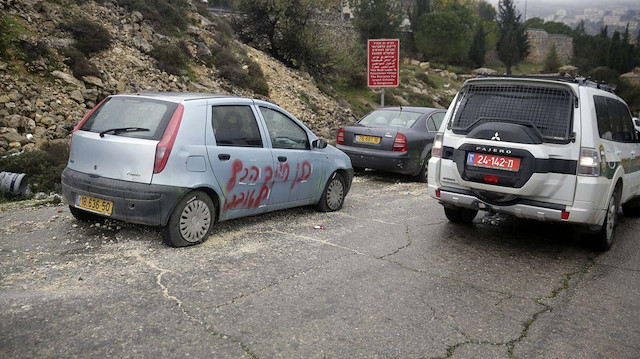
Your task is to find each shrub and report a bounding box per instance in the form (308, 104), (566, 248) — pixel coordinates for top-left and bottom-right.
(543, 45), (560, 73)
(119, 0), (189, 36)
(149, 41), (191, 76)
(62, 18), (112, 55)
(63, 48), (100, 78)
(212, 45), (269, 96)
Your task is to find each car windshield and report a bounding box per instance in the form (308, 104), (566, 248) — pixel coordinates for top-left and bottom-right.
(359, 110), (422, 128)
(450, 82), (574, 142)
(81, 97), (178, 140)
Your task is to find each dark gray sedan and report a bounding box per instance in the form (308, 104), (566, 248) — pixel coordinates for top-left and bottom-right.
(336, 107), (445, 182)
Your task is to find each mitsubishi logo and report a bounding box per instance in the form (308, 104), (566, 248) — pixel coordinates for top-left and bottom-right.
(491, 132), (501, 141)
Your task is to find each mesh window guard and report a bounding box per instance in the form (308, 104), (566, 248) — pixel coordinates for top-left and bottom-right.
(451, 83), (574, 142)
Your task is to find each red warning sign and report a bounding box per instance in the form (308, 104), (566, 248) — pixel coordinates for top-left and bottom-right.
(367, 39), (400, 88)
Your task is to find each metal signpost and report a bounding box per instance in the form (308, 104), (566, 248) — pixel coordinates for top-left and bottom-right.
(367, 39), (400, 107)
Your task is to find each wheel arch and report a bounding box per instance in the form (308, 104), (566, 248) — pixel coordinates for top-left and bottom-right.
(162, 186), (222, 226)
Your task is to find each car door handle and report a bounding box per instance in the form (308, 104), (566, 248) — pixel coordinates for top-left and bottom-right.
(278, 156), (287, 162)
(218, 153), (231, 161)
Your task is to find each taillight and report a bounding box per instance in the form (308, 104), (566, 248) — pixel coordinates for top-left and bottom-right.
(432, 132), (443, 157)
(392, 133), (407, 152)
(154, 104), (184, 174)
(70, 97), (109, 149)
(578, 147), (599, 176)
(337, 128), (345, 145)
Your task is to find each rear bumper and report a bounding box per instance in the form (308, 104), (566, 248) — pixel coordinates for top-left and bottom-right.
(337, 145), (421, 175)
(431, 186), (605, 227)
(61, 167), (187, 226)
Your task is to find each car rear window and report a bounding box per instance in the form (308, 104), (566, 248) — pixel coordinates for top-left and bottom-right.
(450, 82), (574, 142)
(81, 97), (178, 140)
(359, 110), (422, 128)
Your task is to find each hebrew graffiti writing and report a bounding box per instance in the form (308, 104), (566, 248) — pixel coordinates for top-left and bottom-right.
(223, 159), (312, 211)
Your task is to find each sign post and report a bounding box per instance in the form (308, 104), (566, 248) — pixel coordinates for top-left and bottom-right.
(367, 39), (400, 107)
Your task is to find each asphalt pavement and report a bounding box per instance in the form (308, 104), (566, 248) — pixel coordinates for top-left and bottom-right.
(1, 171), (639, 358)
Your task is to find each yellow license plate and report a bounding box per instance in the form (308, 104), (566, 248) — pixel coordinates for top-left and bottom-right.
(355, 135), (381, 144)
(75, 194), (113, 216)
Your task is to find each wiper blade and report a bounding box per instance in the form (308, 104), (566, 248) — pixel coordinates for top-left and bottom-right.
(99, 127), (150, 137)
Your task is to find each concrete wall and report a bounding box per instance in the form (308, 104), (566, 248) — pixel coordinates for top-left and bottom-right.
(525, 29), (573, 65)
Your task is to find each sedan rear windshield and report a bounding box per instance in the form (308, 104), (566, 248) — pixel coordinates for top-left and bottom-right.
(359, 110), (422, 128)
(450, 83), (574, 142)
(81, 97), (178, 140)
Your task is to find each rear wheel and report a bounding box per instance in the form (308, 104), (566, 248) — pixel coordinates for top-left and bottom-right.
(413, 154), (430, 183)
(444, 206), (477, 224)
(316, 172), (345, 212)
(69, 205), (102, 222)
(164, 190), (215, 247)
(591, 191), (618, 251)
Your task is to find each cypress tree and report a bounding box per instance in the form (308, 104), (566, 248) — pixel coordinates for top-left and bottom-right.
(496, 0), (529, 75)
(469, 22), (486, 68)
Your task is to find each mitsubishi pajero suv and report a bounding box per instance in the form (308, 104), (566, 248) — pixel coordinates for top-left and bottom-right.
(428, 76), (640, 250)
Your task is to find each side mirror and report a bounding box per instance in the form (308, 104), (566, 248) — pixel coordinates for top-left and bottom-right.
(634, 118), (640, 133)
(312, 139), (328, 149)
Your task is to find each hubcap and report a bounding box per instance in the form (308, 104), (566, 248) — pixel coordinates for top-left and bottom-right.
(605, 195), (616, 242)
(326, 179), (344, 210)
(179, 199), (211, 243)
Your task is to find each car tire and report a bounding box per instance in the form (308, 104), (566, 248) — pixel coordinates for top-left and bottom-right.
(69, 205), (102, 222)
(413, 154), (430, 183)
(591, 191), (618, 251)
(164, 190), (215, 248)
(443, 206), (477, 224)
(316, 172), (345, 212)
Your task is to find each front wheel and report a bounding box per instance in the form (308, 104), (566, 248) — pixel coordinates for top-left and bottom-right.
(444, 206), (477, 224)
(316, 172), (345, 212)
(591, 192), (618, 251)
(164, 190), (215, 247)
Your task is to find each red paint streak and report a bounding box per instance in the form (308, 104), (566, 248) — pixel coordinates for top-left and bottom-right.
(226, 159), (244, 192)
(291, 161), (312, 189)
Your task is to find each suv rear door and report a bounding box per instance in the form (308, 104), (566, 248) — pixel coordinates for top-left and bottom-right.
(446, 80), (579, 204)
(68, 96), (178, 184)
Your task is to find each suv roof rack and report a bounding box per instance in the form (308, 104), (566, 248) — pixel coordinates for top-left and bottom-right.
(475, 74), (617, 93)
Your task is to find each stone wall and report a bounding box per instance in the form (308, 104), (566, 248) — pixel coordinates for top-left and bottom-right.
(525, 29), (573, 65)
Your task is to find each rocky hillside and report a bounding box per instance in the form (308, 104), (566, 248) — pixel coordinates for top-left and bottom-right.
(0, 0), (356, 153)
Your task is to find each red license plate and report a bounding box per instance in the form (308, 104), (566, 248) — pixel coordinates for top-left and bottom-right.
(467, 152), (521, 172)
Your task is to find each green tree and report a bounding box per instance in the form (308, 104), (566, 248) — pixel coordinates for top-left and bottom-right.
(476, 0), (496, 21)
(409, 0), (431, 33)
(415, 6), (474, 68)
(350, 0), (404, 42)
(496, 0), (529, 75)
(524, 17), (544, 29)
(469, 22), (486, 68)
(543, 44), (559, 73)
(236, 0), (334, 72)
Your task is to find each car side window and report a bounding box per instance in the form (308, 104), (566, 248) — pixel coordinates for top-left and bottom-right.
(212, 105), (263, 147)
(259, 107), (310, 150)
(427, 112), (445, 132)
(611, 99), (637, 142)
(594, 96), (614, 141)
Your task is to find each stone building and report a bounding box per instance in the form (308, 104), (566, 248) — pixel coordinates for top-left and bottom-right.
(525, 29), (573, 65)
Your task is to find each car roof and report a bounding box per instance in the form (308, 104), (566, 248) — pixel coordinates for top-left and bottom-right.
(112, 92), (238, 103)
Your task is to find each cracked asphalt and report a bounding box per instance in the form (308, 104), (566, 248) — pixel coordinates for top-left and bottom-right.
(1, 171), (639, 358)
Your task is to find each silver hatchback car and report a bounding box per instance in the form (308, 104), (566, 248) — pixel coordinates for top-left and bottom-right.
(61, 93), (353, 247)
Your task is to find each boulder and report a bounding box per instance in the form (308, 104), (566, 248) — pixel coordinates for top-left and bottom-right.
(472, 67), (498, 75)
(559, 65), (578, 76)
(52, 70), (84, 87)
(69, 90), (84, 103)
(82, 76), (104, 88)
(621, 72), (640, 86)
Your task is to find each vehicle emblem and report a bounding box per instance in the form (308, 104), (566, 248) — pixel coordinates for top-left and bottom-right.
(491, 132), (501, 141)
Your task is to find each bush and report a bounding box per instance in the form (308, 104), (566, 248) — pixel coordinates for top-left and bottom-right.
(149, 41), (191, 76)
(63, 48), (100, 78)
(0, 142), (69, 197)
(543, 45), (560, 73)
(211, 45), (269, 96)
(119, 0), (190, 36)
(62, 19), (112, 55)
